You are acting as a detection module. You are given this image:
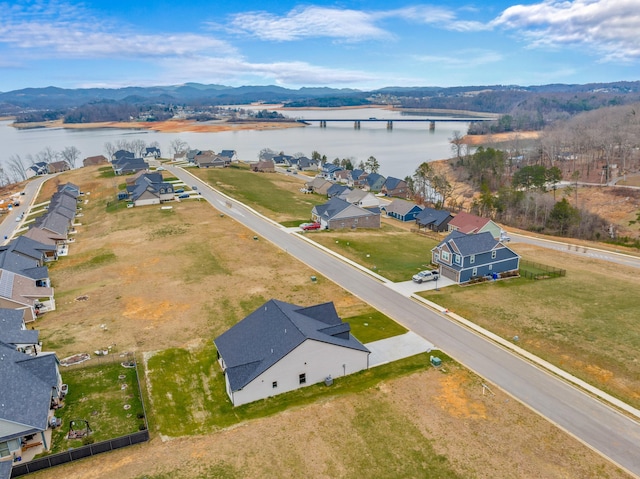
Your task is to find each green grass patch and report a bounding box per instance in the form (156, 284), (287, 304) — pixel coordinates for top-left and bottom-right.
(345, 310), (408, 343)
(98, 168), (115, 178)
(147, 347), (436, 437)
(193, 167), (325, 220)
(63, 249), (117, 272)
(280, 219), (309, 227)
(49, 361), (144, 453)
(313, 226), (438, 282)
(418, 270), (640, 409)
(105, 200), (129, 213)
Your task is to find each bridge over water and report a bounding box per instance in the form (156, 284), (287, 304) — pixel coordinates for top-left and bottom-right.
(296, 117), (494, 130)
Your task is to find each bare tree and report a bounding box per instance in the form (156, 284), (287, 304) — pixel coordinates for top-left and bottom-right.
(104, 142), (116, 160)
(39, 146), (58, 163)
(7, 154), (28, 182)
(170, 138), (188, 156)
(130, 139), (147, 157)
(60, 146), (81, 168)
(449, 130), (465, 159)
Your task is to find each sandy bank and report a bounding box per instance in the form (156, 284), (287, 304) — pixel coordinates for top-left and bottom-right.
(11, 118), (305, 133)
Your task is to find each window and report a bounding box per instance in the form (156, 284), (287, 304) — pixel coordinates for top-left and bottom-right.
(454, 254), (461, 265)
(299, 373), (306, 385)
(0, 441), (9, 458)
(472, 267), (478, 277)
(489, 265), (493, 271)
(441, 251), (450, 262)
(491, 250), (497, 259)
(470, 255), (475, 264)
(272, 381), (278, 389)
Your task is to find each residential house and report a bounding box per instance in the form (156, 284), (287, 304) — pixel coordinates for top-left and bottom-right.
(381, 199), (423, 222)
(0, 236), (57, 263)
(25, 162), (48, 179)
(296, 157), (318, 171)
(0, 250), (55, 320)
(322, 164), (343, 181)
(186, 150), (201, 163)
(382, 177), (409, 198)
(272, 154), (294, 166)
(219, 150), (238, 163)
(333, 170), (352, 184)
(214, 299), (369, 406)
(113, 150), (134, 162)
(47, 161), (70, 174)
(312, 197), (381, 230)
(350, 169), (366, 187)
(82, 155), (108, 167)
(173, 151), (187, 162)
(0, 341), (64, 463)
(33, 211), (72, 241)
(23, 227), (67, 254)
(0, 308), (39, 355)
(448, 211), (502, 239)
(431, 231), (520, 283)
(144, 147), (161, 159)
(326, 183), (350, 198)
(341, 189), (380, 209)
(194, 151), (227, 168)
(415, 207), (454, 232)
(305, 177), (332, 195)
(128, 173), (174, 207)
(362, 173), (386, 192)
(252, 159), (275, 173)
(57, 182), (81, 199)
(112, 157), (148, 175)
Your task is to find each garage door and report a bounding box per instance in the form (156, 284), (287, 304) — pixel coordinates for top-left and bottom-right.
(441, 266), (458, 282)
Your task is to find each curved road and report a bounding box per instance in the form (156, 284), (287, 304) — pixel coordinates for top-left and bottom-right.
(170, 165), (640, 477)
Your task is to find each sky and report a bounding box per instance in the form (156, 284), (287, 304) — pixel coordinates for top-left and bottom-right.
(0, 0), (639, 92)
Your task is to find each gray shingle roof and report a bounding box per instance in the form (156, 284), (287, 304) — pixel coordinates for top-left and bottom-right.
(0, 344), (59, 441)
(214, 300), (369, 392)
(382, 199), (422, 216)
(0, 250), (47, 279)
(0, 460), (12, 479)
(437, 231), (498, 256)
(0, 308), (37, 347)
(415, 207), (452, 227)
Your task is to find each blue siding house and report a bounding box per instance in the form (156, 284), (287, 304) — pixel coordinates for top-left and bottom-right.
(431, 231), (520, 283)
(381, 199), (423, 222)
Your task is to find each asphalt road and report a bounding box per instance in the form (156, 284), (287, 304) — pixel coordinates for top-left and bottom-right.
(0, 175), (51, 243)
(510, 233), (640, 269)
(169, 165), (640, 477)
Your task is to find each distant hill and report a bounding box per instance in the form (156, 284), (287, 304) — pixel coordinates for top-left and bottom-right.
(2, 81), (639, 128)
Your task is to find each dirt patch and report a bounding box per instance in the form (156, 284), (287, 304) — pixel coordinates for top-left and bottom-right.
(461, 131), (542, 145)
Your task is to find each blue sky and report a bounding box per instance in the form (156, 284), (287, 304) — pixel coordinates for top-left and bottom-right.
(0, 0), (639, 92)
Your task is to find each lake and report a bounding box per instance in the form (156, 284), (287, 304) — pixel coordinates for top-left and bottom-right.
(0, 108), (470, 179)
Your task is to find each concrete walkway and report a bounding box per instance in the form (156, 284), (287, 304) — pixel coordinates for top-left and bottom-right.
(366, 331), (435, 367)
(386, 277), (457, 297)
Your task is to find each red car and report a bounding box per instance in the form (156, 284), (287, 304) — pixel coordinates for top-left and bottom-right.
(300, 222), (321, 231)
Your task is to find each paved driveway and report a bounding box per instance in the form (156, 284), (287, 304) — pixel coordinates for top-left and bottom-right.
(366, 331), (435, 367)
(387, 277), (457, 297)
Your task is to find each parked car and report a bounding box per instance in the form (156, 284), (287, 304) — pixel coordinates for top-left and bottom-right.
(175, 188), (184, 193)
(412, 270), (439, 283)
(500, 232), (511, 242)
(191, 185), (198, 190)
(177, 193), (190, 199)
(300, 222), (321, 231)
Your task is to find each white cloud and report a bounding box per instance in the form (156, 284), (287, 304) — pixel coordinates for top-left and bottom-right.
(157, 56), (377, 86)
(492, 0), (640, 61)
(0, 1), (236, 59)
(229, 6), (389, 42)
(414, 50), (503, 68)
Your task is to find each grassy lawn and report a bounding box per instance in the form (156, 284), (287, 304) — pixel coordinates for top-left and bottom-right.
(48, 361), (145, 454)
(311, 225), (439, 282)
(191, 164), (326, 223)
(146, 347), (441, 437)
(418, 271), (640, 409)
(345, 309), (408, 343)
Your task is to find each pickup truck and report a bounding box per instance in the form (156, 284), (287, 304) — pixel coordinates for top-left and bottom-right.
(412, 270), (439, 283)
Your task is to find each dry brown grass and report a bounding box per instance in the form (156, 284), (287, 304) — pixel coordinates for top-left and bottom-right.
(29, 166), (634, 479)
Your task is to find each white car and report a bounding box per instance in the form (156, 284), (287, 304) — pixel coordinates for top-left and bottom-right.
(412, 270), (439, 283)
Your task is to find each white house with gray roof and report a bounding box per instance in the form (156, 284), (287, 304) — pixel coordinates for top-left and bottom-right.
(214, 299), (370, 407)
(0, 342), (63, 463)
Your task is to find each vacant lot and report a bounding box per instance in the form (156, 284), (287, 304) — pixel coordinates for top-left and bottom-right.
(27, 166), (633, 478)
